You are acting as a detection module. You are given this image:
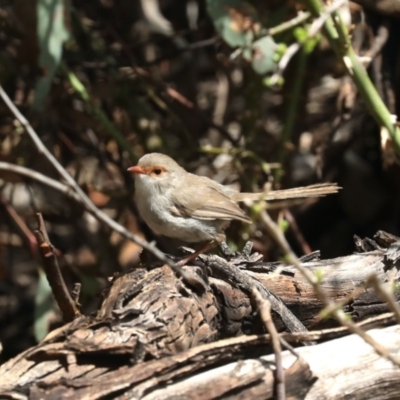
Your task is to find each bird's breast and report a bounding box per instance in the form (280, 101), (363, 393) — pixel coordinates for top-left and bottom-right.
(134, 179), (226, 242)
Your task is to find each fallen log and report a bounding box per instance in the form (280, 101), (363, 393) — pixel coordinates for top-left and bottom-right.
(0, 231), (399, 399)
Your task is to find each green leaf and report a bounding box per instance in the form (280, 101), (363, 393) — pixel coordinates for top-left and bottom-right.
(293, 26), (308, 43)
(207, 0), (260, 47)
(263, 75), (284, 87)
(33, 0), (70, 111)
(303, 35), (320, 54)
(34, 268), (56, 342)
(248, 36), (278, 75)
(207, 1), (279, 75)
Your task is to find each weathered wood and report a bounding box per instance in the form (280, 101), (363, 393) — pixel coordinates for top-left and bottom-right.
(0, 234), (399, 398)
(113, 325), (400, 400)
(250, 251), (400, 327)
(1, 322), (399, 399)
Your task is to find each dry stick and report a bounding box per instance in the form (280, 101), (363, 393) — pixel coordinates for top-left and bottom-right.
(0, 86), (204, 290)
(204, 254), (313, 341)
(269, 312), (395, 345)
(283, 209), (312, 255)
(156, 312), (395, 358)
(259, 209), (400, 367)
(0, 196), (39, 260)
(252, 288), (285, 400)
(0, 162), (82, 201)
(34, 213), (81, 322)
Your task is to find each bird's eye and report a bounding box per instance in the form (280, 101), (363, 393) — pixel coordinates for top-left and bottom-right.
(153, 168), (162, 175)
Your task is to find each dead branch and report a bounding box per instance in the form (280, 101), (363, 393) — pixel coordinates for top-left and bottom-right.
(0, 85), (192, 279)
(0, 233), (399, 398)
(34, 213), (81, 322)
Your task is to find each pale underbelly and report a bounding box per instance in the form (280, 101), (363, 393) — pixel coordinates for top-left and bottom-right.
(146, 212), (227, 243)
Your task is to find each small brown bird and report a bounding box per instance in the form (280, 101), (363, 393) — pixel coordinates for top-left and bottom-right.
(128, 153), (339, 262)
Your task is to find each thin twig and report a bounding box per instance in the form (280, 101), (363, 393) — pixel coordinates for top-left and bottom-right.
(267, 12), (311, 36)
(269, 42), (301, 86)
(259, 209), (400, 367)
(304, 0), (400, 152)
(0, 162), (81, 200)
(252, 288), (285, 400)
(307, 0), (347, 37)
(34, 213), (81, 322)
(162, 312), (394, 352)
(0, 85), (203, 289)
(283, 210), (312, 255)
(269, 0), (347, 85)
(204, 254), (312, 338)
(0, 196), (39, 261)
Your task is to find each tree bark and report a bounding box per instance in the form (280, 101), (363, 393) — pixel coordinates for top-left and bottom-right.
(0, 233), (399, 399)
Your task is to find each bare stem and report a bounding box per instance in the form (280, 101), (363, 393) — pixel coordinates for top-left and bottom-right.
(259, 209), (400, 367)
(0, 85), (200, 287)
(34, 213), (80, 322)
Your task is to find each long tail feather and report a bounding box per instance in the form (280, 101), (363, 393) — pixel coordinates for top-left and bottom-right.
(233, 183), (340, 202)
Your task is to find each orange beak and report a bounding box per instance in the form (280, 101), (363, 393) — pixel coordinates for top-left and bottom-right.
(127, 166), (146, 174)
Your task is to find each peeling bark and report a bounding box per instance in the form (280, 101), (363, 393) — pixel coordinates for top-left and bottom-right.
(0, 233), (399, 399)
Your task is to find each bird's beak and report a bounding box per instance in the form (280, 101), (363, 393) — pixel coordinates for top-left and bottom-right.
(127, 166), (146, 174)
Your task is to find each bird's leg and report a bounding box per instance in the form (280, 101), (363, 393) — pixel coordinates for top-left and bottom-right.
(176, 240), (218, 267)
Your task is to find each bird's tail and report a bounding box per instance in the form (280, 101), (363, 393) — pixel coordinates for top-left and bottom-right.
(233, 183), (340, 203)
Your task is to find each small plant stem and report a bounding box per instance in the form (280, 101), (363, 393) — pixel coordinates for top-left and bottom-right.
(304, 0), (400, 152)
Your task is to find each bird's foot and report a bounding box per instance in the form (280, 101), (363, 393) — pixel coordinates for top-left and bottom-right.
(219, 241), (254, 260)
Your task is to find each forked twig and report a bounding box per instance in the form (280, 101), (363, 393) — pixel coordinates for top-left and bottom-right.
(269, 0), (347, 85)
(252, 288), (285, 400)
(0, 85), (204, 289)
(34, 213), (81, 322)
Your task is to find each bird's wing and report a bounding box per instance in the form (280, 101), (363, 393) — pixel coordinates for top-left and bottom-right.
(170, 176), (251, 223)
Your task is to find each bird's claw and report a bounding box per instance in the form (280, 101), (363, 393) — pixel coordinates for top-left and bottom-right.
(218, 242), (239, 259)
(219, 241), (258, 262)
